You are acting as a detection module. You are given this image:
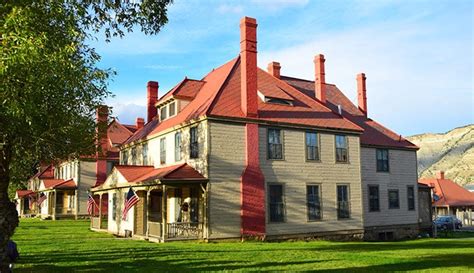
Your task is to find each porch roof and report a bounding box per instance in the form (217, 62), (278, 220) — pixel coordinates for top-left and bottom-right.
(117, 163), (206, 184)
(42, 179), (77, 190)
(16, 190), (34, 198)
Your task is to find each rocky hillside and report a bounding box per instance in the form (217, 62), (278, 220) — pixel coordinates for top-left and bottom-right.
(407, 124), (474, 185)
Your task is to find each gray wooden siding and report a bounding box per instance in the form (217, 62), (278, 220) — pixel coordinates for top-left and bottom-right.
(259, 127), (364, 235)
(208, 121), (245, 239)
(361, 148), (419, 227)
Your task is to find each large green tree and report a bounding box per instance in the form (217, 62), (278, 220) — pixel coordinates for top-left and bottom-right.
(0, 0), (171, 269)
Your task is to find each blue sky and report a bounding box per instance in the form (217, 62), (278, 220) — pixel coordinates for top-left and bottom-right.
(90, 0), (473, 136)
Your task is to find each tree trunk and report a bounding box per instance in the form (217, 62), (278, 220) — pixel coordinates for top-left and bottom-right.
(0, 144), (19, 271)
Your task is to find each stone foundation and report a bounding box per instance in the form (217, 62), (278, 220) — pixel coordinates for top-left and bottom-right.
(364, 224), (419, 241)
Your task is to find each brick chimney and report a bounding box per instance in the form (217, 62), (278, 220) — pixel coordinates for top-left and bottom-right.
(239, 16), (265, 239)
(314, 54), (326, 103)
(136, 117), (145, 130)
(96, 105), (108, 186)
(267, 62), (281, 79)
(357, 73), (368, 116)
(437, 171), (445, 180)
(240, 16), (258, 118)
(147, 81), (158, 123)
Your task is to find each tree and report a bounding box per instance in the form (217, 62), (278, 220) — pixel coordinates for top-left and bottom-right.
(0, 0), (172, 269)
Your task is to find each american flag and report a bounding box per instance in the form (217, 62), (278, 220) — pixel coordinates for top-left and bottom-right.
(87, 193), (97, 215)
(28, 194), (36, 210)
(37, 192), (47, 206)
(122, 188), (139, 220)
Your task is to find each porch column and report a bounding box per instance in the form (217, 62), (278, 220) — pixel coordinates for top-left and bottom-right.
(162, 185), (167, 241)
(98, 193), (103, 229)
(469, 208), (472, 226)
(52, 191), (56, 220)
(146, 189), (151, 238)
(201, 183), (209, 240)
(74, 189), (78, 220)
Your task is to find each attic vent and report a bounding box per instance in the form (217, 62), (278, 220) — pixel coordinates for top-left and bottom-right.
(337, 104), (342, 115)
(265, 97), (293, 106)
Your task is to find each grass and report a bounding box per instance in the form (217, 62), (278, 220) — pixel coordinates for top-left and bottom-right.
(12, 219), (474, 272)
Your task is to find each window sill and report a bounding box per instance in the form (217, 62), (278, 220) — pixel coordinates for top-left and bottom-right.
(305, 159), (322, 163)
(337, 217), (352, 221)
(335, 161), (350, 164)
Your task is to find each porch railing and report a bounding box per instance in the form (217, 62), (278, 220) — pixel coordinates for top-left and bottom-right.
(167, 222), (203, 239)
(91, 216), (101, 229)
(148, 222), (162, 238)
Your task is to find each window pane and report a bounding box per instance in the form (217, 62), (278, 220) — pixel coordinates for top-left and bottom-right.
(269, 185), (284, 222)
(190, 127), (199, 158)
(388, 190), (400, 209)
(337, 185), (350, 219)
(336, 135), (347, 148)
(407, 186), (415, 210)
(369, 186), (380, 211)
(268, 129), (283, 159)
(175, 132), (182, 161)
(160, 106), (167, 120)
(143, 144), (148, 165)
(160, 138), (166, 164)
(307, 185), (321, 220)
(306, 132), (319, 160)
(169, 102), (176, 116)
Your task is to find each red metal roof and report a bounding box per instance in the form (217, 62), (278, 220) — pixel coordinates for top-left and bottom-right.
(282, 76), (418, 150)
(419, 178), (474, 207)
(42, 179), (77, 190)
(208, 60), (362, 132)
(114, 163), (206, 183)
(124, 57), (364, 145)
(158, 78), (206, 104)
(32, 164), (54, 180)
(16, 190), (34, 198)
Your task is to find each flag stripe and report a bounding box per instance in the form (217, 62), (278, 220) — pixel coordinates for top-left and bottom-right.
(122, 188), (139, 220)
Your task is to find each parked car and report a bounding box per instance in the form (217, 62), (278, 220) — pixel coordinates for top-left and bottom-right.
(433, 216), (462, 230)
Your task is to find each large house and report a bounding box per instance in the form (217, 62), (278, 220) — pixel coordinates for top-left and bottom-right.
(90, 16), (419, 241)
(15, 107), (139, 219)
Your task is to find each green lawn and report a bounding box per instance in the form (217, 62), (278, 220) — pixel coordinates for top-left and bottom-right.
(12, 219), (474, 272)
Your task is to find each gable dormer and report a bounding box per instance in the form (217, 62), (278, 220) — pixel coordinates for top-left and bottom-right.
(155, 78), (205, 122)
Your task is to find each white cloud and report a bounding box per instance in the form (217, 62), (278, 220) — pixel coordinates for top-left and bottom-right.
(259, 20), (473, 135)
(217, 4), (244, 14)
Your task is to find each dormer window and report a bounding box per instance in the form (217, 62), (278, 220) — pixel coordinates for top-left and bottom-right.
(160, 105), (168, 121)
(169, 101), (176, 117)
(257, 90), (294, 106)
(265, 97), (293, 106)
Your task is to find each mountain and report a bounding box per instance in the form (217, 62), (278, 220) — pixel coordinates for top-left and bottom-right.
(407, 124), (474, 185)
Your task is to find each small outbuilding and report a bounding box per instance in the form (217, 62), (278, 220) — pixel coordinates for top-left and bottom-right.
(419, 171), (474, 226)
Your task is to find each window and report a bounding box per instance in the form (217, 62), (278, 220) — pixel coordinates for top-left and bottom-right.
(131, 147), (137, 165)
(307, 185), (321, 220)
(160, 138), (166, 165)
(268, 184), (285, 222)
(368, 185), (380, 212)
(160, 105), (167, 121)
(337, 185), (350, 219)
(407, 186), (415, 211)
(122, 150), (129, 165)
(169, 102), (176, 116)
(268, 129), (283, 160)
(68, 195), (75, 209)
(305, 132), (320, 161)
(190, 127), (199, 159)
(175, 132), (182, 161)
(142, 144), (148, 165)
(335, 135), (348, 162)
(112, 193), (117, 221)
(388, 190), (400, 209)
(376, 149), (389, 172)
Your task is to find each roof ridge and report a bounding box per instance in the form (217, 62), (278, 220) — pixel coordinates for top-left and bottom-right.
(206, 56), (241, 116)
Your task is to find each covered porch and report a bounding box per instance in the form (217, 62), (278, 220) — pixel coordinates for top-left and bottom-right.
(91, 163), (208, 242)
(39, 179), (77, 220)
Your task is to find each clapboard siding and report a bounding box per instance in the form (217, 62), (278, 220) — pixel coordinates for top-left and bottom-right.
(361, 148), (418, 227)
(208, 121), (245, 239)
(259, 127), (363, 235)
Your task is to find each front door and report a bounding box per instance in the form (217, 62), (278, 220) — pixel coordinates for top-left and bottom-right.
(134, 191), (147, 236)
